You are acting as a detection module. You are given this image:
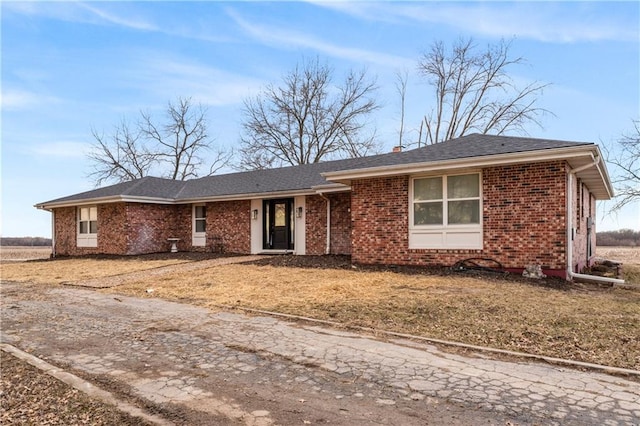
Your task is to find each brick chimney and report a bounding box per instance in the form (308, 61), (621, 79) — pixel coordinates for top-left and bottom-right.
(392, 146), (402, 153)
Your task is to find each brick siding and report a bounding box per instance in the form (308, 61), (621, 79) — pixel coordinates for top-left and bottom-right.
(205, 200), (251, 254)
(53, 201), (251, 256)
(305, 195), (327, 255)
(329, 192), (351, 255)
(125, 204), (185, 254)
(305, 193), (351, 255)
(571, 177), (597, 273)
(52, 160), (578, 277)
(351, 161), (569, 276)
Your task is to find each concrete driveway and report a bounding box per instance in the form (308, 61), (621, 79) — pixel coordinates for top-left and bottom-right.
(1, 282), (638, 425)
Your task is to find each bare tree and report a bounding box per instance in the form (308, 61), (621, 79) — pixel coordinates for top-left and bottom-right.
(88, 120), (156, 186)
(140, 98), (230, 180)
(395, 69), (409, 149)
(88, 97), (230, 185)
(238, 58), (380, 170)
(605, 119), (640, 212)
(417, 38), (550, 145)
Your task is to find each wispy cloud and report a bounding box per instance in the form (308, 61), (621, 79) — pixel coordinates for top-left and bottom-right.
(120, 53), (266, 107)
(3, 1), (157, 32)
(76, 2), (157, 31)
(227, 8), (412, 68)
(30, 141), (89, 159)
(3, 1), (233, 43)
(310, 2), (638, 44)
(1, 89), (60, 111)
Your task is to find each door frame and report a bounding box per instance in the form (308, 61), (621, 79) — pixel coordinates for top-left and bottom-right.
(262, 198), (295, 250)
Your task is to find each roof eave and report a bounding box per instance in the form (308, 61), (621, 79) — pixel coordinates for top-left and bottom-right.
(322, 146), (598, 184)
(311, 183), (351, 194)
(175, 188), (318, 204)
(35, 195), (176, 210)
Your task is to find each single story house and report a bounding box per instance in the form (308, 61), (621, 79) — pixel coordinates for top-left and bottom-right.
(36, 134), (614, 280)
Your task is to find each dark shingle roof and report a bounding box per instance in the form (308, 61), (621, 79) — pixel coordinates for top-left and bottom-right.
(39, 176), (188, 205)
(37, 134), (594, 206)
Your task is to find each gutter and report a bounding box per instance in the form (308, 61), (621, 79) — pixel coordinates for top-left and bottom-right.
(566, 154), (624, 284)
(318, 193), (331, 255)
(322, 146), (596, 182)
(36, 189), (319, 210)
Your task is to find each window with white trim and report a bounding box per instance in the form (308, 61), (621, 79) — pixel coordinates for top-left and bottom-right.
(192, 204), (207, 246)
(410, 173), (482, 249)
(77, 206), (98, 247)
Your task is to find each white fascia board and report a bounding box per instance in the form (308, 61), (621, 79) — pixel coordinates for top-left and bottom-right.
(311, 183), (351, 194)
(321, 146), (597, 183)
(36, 189), (320, 209)
(35, 195), (175, 210)
(593, 146), (615, 198)
(176, 189), (316, 204)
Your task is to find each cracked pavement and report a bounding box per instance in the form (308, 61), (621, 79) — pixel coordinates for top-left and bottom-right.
(1, 282), (638, 425)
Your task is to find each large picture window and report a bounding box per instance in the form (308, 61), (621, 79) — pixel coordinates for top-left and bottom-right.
(77, 206), (98, 247)
(410, 173), (482, 249)
(192, 204), (207, 246)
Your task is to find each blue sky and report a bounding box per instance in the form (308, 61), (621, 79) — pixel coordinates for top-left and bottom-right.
(2, 1), (639, 237)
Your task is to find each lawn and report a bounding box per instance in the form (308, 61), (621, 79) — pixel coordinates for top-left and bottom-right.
(2, 250), (639, 371)
(0, 256), (189, 284)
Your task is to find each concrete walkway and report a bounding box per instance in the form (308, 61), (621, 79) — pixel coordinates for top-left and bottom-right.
(1, 282), (639, 425)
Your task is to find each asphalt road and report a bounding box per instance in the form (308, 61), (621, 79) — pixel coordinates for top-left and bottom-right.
(1, 282), (638, 425)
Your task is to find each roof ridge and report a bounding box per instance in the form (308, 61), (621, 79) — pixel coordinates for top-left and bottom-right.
(173, 179), (192, 200)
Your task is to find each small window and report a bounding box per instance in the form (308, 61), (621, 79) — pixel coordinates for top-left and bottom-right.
(195, 205), (206, 233)
(77, 206), (98, 247)
(192, 204), (207, 247)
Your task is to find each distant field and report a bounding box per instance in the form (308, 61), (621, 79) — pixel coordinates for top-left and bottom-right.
(596, 246), (640, 266)
(0, 246), (51, 261)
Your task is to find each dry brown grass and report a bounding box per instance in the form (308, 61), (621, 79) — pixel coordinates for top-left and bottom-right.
(0, 257), (189, 285)
(0, 246), (51, 261)
(103, 263), (640, 371)
(596, 246), (640, 284)
(3, 248), (639, 370)
(596, 246), (640, 266)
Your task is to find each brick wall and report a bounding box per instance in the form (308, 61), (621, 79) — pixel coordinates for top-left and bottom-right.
(351, 175), (411, 264)
(52, 207), (88, 256)
(53, 205), (128, 256)
(99, 203), (128, 254)
(571, 177), (597, 273)
(206, 200), (251, 254)
(329, 192), (351, 255)
(305, 193), (351, 255)
(305, 195), (327, 255)
(173, 205), (193, 252)
(483, 161), (567, 274)
(53, 201), (252, 256)
(125, 204), (182, 254)
(351, 161), (569, 276)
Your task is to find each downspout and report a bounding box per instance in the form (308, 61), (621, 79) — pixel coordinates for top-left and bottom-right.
(50, 209), (56, 258)
(567, 155), (624, 284)
(319, 193), (331, 255)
